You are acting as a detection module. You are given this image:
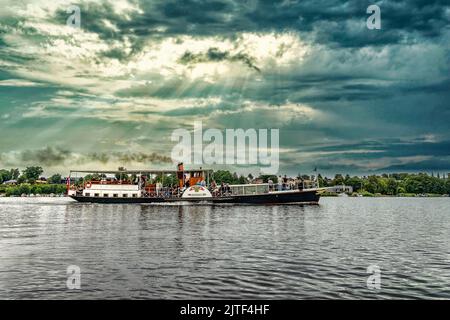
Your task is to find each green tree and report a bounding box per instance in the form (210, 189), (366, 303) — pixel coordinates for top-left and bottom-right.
(0, 168), (20, 182)
(346, 176), (363, 192)
(32, 185), (43, 195)
(258, 175), (278, 183)
(213, 170), (234, 184)
(83, 173), (102, 182)
(364, 175), (379, 194)
(397, 186), (406, 194)
(170, 174), (180, 186)
(237, 175), (247, 184)
(445, 180), (450, 194)
(377, 177), (388, 194)
(10, 168), (20, 180)
(17, 175), (26, 184)
(18, 183), (31, 195)
(48, 174), (62, 184)
(23, 166), (43, 182)
(6, 186), (20, 196)
(0, 169), (11, 183)
(386, 178), (398, 195)
(115, 167), (129, 181)
(344, 174), (351, 184)
(332, 174), (344, 186)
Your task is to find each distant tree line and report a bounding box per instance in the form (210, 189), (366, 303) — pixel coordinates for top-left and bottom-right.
(1, 166), (449, 196)
(0, 166), (65, 196)
(318, 173), (450, 195)
(211, 170), (249, 185)
(1, 184), (67, 197)
(212, 171), (450, 195)
(0, 166), (62, 185)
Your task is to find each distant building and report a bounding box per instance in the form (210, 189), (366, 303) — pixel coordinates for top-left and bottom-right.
(2, 180), (17, 185)
(327, 185), (353, 194)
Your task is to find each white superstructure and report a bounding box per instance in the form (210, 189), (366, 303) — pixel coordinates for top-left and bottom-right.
(83, 183), (141, 198)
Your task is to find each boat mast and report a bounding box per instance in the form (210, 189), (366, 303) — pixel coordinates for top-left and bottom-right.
(67, 171), (71, 194)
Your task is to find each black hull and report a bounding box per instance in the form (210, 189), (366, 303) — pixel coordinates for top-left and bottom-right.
(70, 189), (320, 205)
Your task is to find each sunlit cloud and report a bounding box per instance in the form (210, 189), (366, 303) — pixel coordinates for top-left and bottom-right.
(0, 0), (449, 174)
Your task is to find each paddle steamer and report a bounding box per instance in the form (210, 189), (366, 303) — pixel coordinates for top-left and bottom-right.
(68, 163), (323, 205)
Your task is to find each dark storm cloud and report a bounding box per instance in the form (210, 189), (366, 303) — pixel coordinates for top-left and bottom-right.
(179, 47), (261, 72)
(114, 152), (172, 163)
(133, 0), (239, 36)
(85, 151), (172, 164)
(47, 0), (449, 48)
(289, 140), (450, 174)
(244, 0), (450, 47)
(403, 78), (450, 94)
(20, 147), (71, 166)
(300, 139), (450, 158)
(1, 147), (172, 166)
(170, 0), (447, 45)
(283, 139), (450, 174)
(161, 0), (230, 21)
(379, 157), (450, 171)
(53, 1), (125, 39)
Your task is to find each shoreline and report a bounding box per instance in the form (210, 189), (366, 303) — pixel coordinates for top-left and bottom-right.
(321, 193), (449, 198)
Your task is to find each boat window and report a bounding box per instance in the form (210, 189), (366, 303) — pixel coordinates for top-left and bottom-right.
(245, 186), (257, 195)
(231, 186), (244, 195)
(113, 194), (118, 198)
(230, 184), (269, 195)
(132, 194), (137, 198)
(94, 193), (99, 197)
(256, 184), (269, 194)
(123, 194), (128, 198)
(85, 193), (90, 197)
(103, 194), (109, 197)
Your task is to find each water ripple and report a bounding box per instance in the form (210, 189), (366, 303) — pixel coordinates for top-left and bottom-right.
(0, 197), (449, 299)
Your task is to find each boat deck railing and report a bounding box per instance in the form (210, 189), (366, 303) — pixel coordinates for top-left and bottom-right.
(75, 182), (318, 198)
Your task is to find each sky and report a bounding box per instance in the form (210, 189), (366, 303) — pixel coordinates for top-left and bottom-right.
(0, 0), (449, 177)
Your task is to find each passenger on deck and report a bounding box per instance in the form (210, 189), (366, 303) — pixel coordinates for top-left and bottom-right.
(283, 175), (288, 190)
(156, 182), (162, 196)
(268, 179), (274, 191)
(225, 183), (231, 195)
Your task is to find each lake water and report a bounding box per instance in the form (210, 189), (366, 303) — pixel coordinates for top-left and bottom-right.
(0, 197), (449, 299)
